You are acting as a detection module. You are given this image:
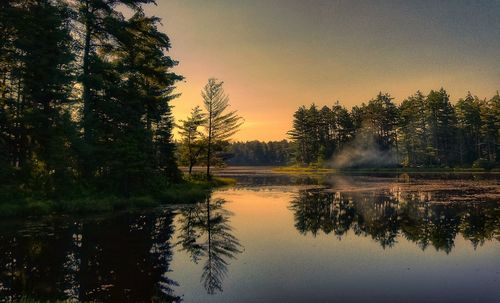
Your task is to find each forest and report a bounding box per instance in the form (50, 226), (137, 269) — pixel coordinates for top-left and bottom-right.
(226, 140), (291, 166)
(176, 139), (291, 168)
(0, 0), (241, 215)
(289, 90), (499, 169)
(0, 1), (498, 302)
(1, 1), (499, 217)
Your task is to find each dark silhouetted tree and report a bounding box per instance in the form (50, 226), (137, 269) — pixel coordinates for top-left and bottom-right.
(178, 106), (205, 174)
(201, 78), (243, 179)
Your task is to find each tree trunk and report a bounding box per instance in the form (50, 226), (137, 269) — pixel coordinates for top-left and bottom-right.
(82, 3), (92, 144)
(206, 102), (212, 180)
(206, 138), (211, 179)
(81, 1), (93, 178)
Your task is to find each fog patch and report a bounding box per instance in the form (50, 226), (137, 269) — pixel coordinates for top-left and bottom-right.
(330, 134), (397, 169)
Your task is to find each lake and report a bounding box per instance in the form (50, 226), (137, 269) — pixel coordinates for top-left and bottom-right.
(1, 169), (499, 302)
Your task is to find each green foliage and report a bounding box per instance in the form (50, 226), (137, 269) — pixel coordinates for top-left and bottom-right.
(363, 93), (399, 151)
(289, 89), (499, 168)
(177, 106), (206, 174)
(0, 0), (78, 199)
(227, 140), (291, 165)
(86, 10), (183, 194)
(15, 299), (64, 303)
(425, 89), (457, 166)
(479, 92), (500, 162)
(56, 196), (119, 213)
(0, 0), (185, 211)
(455, 93), (481, 164)
(472, 158), (495, 171)
(399, 91), (428, 166)
(288, 102), (356, 165)
(0, 179), (232, 217)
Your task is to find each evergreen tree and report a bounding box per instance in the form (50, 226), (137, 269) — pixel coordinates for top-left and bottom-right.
(71, 0), (155, 175)
(362, 92), (399, 151)
(288, 104), (325, 165)
(0, 0), (77, 197)
(331, 102), (354, 154)
(479, 92), (500, 163)
(455, 92), (481, 165)
(178, 106), (205, 174)
(399, 91), (428, 166)
(425, 88), (457, 166)
(288, 106), (309, 164)
(90, 11), (182, 193)
(201, 78), (243, 178)
(288, 89), (498, 169)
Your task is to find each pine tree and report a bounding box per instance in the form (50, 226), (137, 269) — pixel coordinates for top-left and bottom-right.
(455, 92), (481, 165)
(479, 92), (500, 163)
(399, 91), (428, 166)
(71, 0), (156, 176)
(331, 101), (353, 154)
(425, 89), (457, 166)
(178, 106), (205, 175)
(288, 106), (310, 164)
(201, 79), (243, 179)
(0, 0), (77, 197)
(90, 10), (182, 193)
(363, 93), (399, 151)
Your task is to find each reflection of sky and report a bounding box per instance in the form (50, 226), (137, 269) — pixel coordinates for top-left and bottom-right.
(144, 0), (500, 140)
(170, 188), (500, 302)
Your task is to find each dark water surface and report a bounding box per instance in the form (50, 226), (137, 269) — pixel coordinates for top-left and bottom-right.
(1, 171), (499, 302)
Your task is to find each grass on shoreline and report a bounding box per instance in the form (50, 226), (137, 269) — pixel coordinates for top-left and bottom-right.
(273, 166), (500, 174)
(0, 176), (236, 218)
(15, 299), (85, 303)
(14, 297), (177, 303)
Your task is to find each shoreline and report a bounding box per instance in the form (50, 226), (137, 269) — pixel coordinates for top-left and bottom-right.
(272, 166), (500, 174)
(0, 176), (236, 218)
(2, 166), (499, 218)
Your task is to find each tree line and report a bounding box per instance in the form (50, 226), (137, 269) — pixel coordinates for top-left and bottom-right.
(225, 140), (291, 166)
(289, 89), (499, 168)
(0, 0), (241, 204)
(177, 137), (290, 169)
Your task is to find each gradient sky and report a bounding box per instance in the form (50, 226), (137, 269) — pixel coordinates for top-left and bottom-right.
(144, 0), (500, 141)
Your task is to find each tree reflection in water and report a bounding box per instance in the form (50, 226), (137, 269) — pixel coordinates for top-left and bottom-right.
(0, 211), (181, 302)
(290, 188), (499, 253)
(176, 195), (242, 294)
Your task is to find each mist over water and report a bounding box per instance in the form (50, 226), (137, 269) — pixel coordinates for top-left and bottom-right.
(330, 134), (398, 169)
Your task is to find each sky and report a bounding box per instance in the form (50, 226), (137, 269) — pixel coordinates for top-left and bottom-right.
(144, 0), (500, 141)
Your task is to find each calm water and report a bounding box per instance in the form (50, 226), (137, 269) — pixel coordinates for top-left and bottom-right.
(1, 172), (499, 302)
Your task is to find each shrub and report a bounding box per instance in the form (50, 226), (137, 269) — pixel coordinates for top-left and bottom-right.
(472, 158), (495, 171)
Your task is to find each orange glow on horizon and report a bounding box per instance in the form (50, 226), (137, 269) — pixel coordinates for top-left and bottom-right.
(144, 1), (500, 142)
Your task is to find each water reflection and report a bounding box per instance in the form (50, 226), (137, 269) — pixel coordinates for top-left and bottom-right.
(0, 197), (244, 301)
(176, 196), (243, 294)
(0, 175), (498, 302)
(0, 211), (181, 302)
(290, 188), (499, 253)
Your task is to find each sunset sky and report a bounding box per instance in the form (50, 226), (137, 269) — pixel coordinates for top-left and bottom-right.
(144, 0), (500, 141)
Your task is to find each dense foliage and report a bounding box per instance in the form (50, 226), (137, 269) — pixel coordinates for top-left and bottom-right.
(226, 140), (291, 166)
(0, 0), (181, 203)
(289, 90), (500, 168)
